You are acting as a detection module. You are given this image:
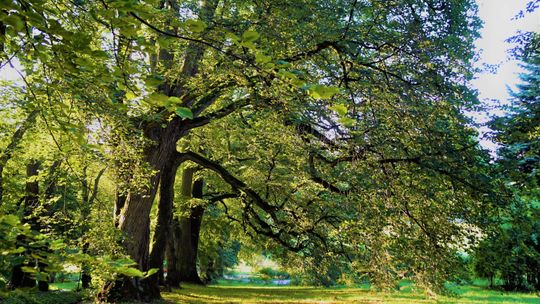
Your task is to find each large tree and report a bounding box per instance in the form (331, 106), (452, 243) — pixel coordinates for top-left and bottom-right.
(1, 0), (497, 300)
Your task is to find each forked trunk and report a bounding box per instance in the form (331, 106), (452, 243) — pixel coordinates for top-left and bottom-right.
(98, 122), (182, 302)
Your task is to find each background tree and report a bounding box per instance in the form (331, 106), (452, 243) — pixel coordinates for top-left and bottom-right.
(474, 32), (539, 292)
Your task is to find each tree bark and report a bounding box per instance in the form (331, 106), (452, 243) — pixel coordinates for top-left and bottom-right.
(177, 178), (205, 284)
(166, 168), (205, 285)
(166, 167), (194, 287)
(99, 120), (183, 302)
(99, 0), (218, 299)
(147, 159), (181, 294)
(166, 217), (182, 287)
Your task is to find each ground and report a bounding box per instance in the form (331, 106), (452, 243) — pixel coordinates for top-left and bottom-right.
(161, 283), (540, 304)
(45, 280), (539, 303)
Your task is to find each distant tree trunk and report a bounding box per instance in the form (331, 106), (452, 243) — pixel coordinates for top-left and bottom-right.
(177, 178), (205, 284)
(81, 242), (91, 289)
(114, 191), (127, 227)
(203, 241), (225, 283)
(166, 168), (205, 285)
(10, 160), (40, 289)
(166, 218), (182, 288)
(0, 110), (38, 206)
(79, 166), (105, 289)
(166, 167), (194, 287)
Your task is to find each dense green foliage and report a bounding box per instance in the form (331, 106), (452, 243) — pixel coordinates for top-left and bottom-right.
(474, 33), (540, 292)
(0, 0), (536, 302)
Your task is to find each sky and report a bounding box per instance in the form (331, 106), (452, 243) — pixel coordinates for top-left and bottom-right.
(472, 0), (539, 151)
(1, 1), (539, 151)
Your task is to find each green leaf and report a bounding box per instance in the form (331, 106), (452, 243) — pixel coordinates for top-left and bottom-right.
(338, 117), (356, 127)
(147, 92), (169, 106)
(157, 36), (172, 48)
(255, 52), (272, 64)
(168, 96), (182, 105)
(185, 19), (206, 33)
(309, 85), (340, 99)
(175, 107), (193, 119)
(21, 266), (37, 273)
(4, 15), (25, 32)
(329, 103), (347, 116)
(125, 91), (137, 100)
(145, 75), (164, 87)
(117, 267), (145, 277)
(242, 30), (259, 42)
(2, 214), (20, 227)
(240, 41), (256, 50)
(500, 223), (513, 230)
(50, 239), (66, 250)
(144, 268), (159, 278)
(225, 32), (240, 43)
(112, 258), (137, 267)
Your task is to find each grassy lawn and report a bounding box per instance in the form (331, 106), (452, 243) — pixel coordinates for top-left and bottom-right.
(50, 281), (80, 291)
(162, 283), (540, 304)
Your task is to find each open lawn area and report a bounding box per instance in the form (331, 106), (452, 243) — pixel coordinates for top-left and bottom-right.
(162, 284), (540, 304)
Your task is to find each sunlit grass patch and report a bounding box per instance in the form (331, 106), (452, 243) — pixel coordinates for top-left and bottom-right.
(162, 283), (540, 304)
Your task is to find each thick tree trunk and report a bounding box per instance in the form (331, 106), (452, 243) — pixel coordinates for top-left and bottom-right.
(147, 160), (180, 295)
(98, 121), (182, 302)
(99, 1), (218, 299)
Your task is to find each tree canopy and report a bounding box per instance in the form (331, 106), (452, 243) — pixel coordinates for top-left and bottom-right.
(0, 0), (522, 302)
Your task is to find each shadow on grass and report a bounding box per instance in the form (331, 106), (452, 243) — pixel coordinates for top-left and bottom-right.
(162, 283), (540, 304)
(162, 284), (438, 303)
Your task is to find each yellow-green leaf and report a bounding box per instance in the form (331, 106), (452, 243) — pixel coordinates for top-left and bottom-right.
(117, 267), (144, 277)
(147, 92), (169, 106)
(168, 96), (182, 105)
(309, 85), (340, 99)
(186, 19), (206, 33)
(329, 103), (347, 116)
(242, 30), (259, 42)
(339, 116), (356, 127)
(240, 41), (256, 50)
(125, 91), (137, 101)
(255, 52), (272, 64)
